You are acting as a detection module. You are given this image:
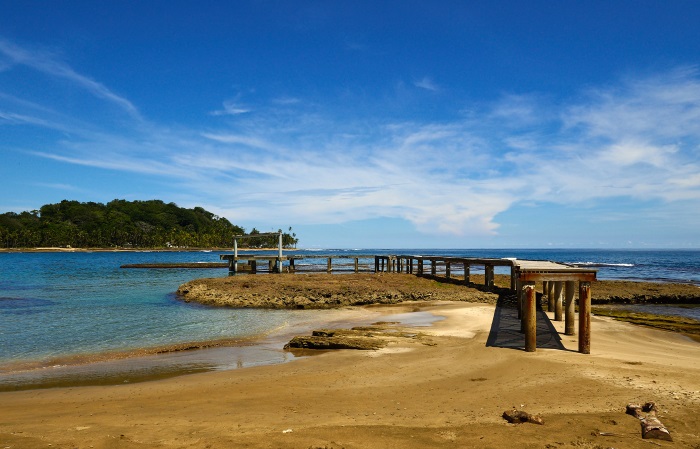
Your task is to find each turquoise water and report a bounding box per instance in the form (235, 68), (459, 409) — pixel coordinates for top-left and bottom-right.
(0, 251), (308, 366)
(1, 249), (699, 378)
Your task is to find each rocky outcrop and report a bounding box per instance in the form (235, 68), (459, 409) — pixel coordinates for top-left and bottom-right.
(176, 273), (499, 309)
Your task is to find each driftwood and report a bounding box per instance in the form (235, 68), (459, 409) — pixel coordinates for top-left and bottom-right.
(626, 402), (672, 441)
(502, 409), (544, 425)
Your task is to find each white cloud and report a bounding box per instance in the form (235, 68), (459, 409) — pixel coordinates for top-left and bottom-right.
(7, 48), (700, 238)
(0, 39), (140, 118)
(413, 76), (439, 92)
(210, 99), (251, 116)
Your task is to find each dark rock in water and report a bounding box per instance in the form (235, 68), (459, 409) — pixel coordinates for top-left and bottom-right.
(284, 335), (387, 350)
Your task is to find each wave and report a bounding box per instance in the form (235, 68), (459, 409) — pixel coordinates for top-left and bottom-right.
(570, 262), (635, 268)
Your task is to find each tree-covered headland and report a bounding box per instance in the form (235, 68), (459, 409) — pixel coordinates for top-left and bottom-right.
(0, 200), (298, 249)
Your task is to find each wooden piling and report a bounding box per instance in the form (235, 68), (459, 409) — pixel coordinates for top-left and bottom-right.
(327, 257), (332, 273)
(547, 281), (555, 312)
(354, 257), (359, 273)
(463, 263), (470, 285)
(516, 277), (522, 319)
(564, 280), (575, 335)
(431, 259), (436, 275)
(579, 281), (591, 354)
(554, 281), (564, 321)
(485, 264), (494, 287)
(524, 282), (537, 352)
(445, 262), (451, 279)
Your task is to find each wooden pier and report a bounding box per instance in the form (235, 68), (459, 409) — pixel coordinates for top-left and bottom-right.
(220, 252), (597, 354)
(374, 255), (597, 354)
(220, 254), (376, 274)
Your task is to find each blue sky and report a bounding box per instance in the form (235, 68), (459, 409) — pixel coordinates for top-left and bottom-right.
(1, 1), (700, 248)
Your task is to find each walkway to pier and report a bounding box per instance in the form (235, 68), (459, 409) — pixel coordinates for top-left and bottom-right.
(219, 252), (597, 354)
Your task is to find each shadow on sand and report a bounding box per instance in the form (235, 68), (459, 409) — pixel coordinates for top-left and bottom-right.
(486, 293), (567, 351)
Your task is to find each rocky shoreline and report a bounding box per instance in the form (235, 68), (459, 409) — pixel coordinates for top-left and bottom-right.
(176, 273), (501, 309)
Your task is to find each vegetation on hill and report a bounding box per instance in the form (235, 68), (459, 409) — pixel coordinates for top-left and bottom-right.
(0, 200), (298, 249)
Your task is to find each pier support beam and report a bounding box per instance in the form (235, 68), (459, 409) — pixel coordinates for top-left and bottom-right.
(547, 281), (555, 312)
(523, 282), (537, 352)
(554, 281), (564, 321)
(564, 280), (576, 335)
(431, 260), (436, 276)
(579, 281), (592, 354)
(463, 264), (470, 285)
(445, 262), (451, 279)
(485, 264), (494, 287)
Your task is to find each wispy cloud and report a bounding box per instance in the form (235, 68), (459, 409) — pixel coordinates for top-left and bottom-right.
(413, 76), (439, 92)
(6, 43), (700, 238)
(210, 98), (252, 116)
(32, 182), (81, 192)
(0, 39), (140, 118)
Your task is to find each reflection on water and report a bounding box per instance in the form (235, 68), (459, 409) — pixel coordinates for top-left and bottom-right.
(0, 309), (442, 391)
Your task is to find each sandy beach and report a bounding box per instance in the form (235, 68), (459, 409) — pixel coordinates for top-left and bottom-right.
(2, 300), (699, 449)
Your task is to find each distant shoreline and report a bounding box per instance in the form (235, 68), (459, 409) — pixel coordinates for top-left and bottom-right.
(0, 246), (288, 253)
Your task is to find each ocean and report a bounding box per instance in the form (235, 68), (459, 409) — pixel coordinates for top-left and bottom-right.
(1, 248), (699, 389)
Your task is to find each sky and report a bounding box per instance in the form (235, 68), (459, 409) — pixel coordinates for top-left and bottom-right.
(1, 1), (700, 249)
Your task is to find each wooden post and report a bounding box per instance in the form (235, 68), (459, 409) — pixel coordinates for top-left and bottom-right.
(463, 263), (470, 285)
(524, 282), (537, 352)
(547, 281), (555, 312)
(354, 257), (359, 273)
(233, 238), (238, 258)
(516, 277), (522, 319)
(417, 258), (424, 276)
(579, 281), (591, 354)
(431, 259), (436, 275)
(278, 232), (283, 261)
(445, 262), (451, 279)
(542, 281), (548, 306)
(268, 260), (274, 272)
(510, 265), (517, 291)
(520, 278), (527, 332)
(564, 280), (575, 335)
(250, 260), (257, 274)
(485, 264), (494, 287)
(554, 281), (564, 321)
(290, 258), (296, 272)
(327, 257), (332, 273)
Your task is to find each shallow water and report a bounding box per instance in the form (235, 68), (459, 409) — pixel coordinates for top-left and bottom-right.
(1, 248), (698, 387)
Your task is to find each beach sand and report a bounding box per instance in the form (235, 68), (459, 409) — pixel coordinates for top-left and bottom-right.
(2, 301), (700, 448)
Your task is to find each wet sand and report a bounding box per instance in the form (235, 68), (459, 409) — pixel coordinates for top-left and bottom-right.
(2, 301), (700, 449)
